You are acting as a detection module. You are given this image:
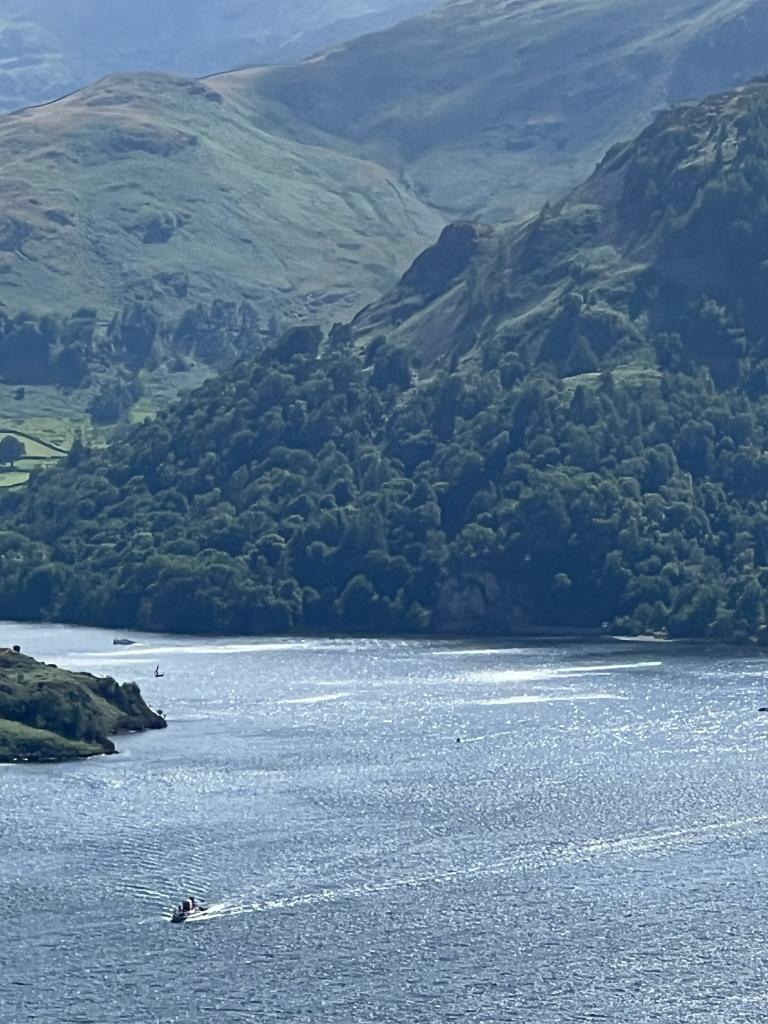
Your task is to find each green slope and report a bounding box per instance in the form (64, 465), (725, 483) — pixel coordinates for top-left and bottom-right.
(241, 0), (768, 221)
(0, 649), (166, 762)
(0, 0), (767, 328)
(0, 72), (443, 323)
(7, 80), (768, 642)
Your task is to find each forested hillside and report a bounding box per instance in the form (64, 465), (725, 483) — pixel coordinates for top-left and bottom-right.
(5, 80), (768, 642)
(1, 318), (766, 642)
(0, 299), (270, 427)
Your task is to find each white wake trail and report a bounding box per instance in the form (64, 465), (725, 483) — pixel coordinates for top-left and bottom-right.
(195, 814), (768, 923)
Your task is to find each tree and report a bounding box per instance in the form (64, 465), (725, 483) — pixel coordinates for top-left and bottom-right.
(0, 435), (25, 468)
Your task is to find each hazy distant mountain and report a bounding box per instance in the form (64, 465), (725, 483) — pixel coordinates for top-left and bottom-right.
(0, 0), (435, 111)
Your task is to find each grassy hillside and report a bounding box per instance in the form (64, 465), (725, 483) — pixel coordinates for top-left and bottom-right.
(0, 649), (166, 762)
(240, 0), (768, 221)
(4, 80), (768, 641)
(0, 1), (436, 112)
(1, 0), (767, 446)
(0, 73), (443, 324)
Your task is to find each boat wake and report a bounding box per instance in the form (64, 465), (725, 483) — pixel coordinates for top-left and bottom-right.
(191, 813), (768, 923)
(279, 692), (350, 705)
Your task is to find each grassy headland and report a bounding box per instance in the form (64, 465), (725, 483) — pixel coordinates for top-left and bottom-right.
(0, 649), (166, 762)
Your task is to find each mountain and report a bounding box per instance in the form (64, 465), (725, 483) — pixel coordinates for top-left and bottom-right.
(6, 80), (768, 642)
(243, 0), (768, 221)
(0, 72), (443, 323)
(0, 1), (436, 112)
(352, 75), (768, 377)
(1, 0), (768, 330)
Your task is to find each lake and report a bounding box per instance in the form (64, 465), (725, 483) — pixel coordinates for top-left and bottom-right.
(1, 623), (767, 1022)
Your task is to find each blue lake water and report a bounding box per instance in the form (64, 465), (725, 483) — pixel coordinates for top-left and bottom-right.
(1, 623), (768, 1022)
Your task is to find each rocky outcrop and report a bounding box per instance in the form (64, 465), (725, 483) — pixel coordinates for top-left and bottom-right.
(398, 223), (486, 302)
(0, 649), (166, 763)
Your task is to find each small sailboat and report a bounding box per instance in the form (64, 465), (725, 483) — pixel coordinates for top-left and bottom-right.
(154, 665), (164, 678)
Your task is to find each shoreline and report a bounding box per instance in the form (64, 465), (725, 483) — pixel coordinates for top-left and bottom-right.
(0, 619), (754, 658)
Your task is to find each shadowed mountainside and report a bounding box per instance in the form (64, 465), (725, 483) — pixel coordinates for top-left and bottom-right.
(352, 76), (768, 374)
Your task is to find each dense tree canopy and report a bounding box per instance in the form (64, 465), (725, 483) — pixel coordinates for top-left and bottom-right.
(0, 300), (268, 413)
(1, 317), (768, 643)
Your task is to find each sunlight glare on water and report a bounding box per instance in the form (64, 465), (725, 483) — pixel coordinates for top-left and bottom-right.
(1, 623), (768, 1023)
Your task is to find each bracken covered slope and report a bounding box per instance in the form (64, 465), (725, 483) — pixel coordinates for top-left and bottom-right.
(0, 73), (443, 323)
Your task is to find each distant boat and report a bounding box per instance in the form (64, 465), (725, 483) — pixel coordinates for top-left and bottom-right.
(171, 898), (207, 924)
(113, 638), (136, 646)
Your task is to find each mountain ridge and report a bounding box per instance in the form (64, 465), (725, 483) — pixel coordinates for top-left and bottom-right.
(0, 1), (437, 113)
(353, 75), (768, 375)
(235, 0), (768, 220)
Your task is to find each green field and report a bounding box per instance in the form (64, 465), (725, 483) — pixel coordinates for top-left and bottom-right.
(0, 424), (68, 487)
(0, 360), (220, 489)
(0, 382), (92, 447)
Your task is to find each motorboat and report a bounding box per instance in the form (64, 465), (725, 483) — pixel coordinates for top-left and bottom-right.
(171, 901), (208, 924)
(113, 638), (136, 646)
